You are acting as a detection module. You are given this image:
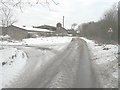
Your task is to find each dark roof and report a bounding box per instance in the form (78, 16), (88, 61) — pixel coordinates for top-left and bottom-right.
(7, 25), (53, 32)
(33, 25), (56, 31)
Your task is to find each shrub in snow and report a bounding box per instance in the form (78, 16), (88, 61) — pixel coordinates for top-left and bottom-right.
(2, 62), (7, 66)
(0, 35), (11, 40)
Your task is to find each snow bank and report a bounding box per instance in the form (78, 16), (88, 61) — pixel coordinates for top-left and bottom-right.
(81, 37), (118, 88)
(23, 37), (72, 46)
(0, 35), (10, 40)
(0, 37), (73, 46)
(0, 40), (25, 46)
(0, 47), (27, 88)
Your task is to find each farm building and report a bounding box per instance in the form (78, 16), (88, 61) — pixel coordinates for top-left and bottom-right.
(6, 25), (28, 40)
(0, 23), (68, 40)
(4, 25), (54, 40)
(54, 23), (68, 36)
(0, 26), (7, 35)
(34, 23), (68, 36)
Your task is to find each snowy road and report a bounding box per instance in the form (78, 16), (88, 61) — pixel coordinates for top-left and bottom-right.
(7, 38), (99, 88)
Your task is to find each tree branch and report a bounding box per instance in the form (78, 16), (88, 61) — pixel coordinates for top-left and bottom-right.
(51, 0), (59, 5)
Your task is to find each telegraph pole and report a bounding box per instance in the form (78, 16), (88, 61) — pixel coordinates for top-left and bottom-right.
(63, 16), (64, 28)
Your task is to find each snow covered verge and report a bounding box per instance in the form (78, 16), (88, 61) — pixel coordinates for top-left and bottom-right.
(0, 41), (24, 46)
(81, 37), (118, 88)
(0, 35), (23, 46)
(0, 46), (27, 89)
(0, 36), (73, 46)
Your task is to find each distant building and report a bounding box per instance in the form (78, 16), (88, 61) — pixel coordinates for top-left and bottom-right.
(33, 23), (68, 36)
(0, 26), (10, 36)
(5, 25), (28, 40)
(1, 25), (53, 40)
(56, 23), (62, 27)
(33, 25), (56, 31)
(0, 23), (68, 40)
(54, 23), (68, 36)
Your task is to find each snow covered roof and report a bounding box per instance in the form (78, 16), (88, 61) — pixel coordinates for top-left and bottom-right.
(13, 25), (53, 32)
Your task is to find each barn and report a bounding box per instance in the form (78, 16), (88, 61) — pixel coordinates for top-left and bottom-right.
(0, 23), (68, 40)
(5, 25), (28, 40)
(53, 23), (68, 36)
(3, 25), (54, 40)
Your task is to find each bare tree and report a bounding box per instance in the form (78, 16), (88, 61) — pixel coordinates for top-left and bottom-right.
(0, 6), (17, 27)
(71, 23), (77, 30)
(0, 0), (59, 27)
(0, 0), (59, 11)
(79, 3), (118, 41)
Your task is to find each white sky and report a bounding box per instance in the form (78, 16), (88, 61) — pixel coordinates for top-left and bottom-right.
(15, 0), (119, 29)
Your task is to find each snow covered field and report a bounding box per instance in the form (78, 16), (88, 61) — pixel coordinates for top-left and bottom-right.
(81, 37), (118, 88)
(0, 41), (24, 46)
(0, 36), (73, 89)
(0, 46), (27, 89)
(0, 36), (73, 46)
(23, 37), (73, 46)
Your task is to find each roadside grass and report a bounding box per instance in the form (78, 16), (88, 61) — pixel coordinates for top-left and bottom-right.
(81, 37), (119, 88)
(84, 37), (118, 45)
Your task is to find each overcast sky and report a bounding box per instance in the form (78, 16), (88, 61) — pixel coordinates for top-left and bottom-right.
(15, 0), (119, 29)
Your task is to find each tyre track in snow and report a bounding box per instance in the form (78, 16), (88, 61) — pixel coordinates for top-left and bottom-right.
(7, 38), (99, 88)
(25, 38), (99, 88)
